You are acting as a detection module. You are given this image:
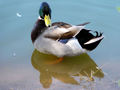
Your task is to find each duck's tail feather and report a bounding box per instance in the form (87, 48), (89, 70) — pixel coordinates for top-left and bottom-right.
(77, 22), (90, 26)
(76, 29), (104, 51)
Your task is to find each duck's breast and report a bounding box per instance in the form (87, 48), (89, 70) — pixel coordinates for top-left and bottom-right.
(33, 36), (75, 57)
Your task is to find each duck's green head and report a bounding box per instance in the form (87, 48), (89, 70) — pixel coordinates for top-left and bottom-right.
(39, 2), (51, 27)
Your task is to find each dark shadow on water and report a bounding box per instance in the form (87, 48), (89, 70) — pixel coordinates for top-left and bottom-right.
(31, 49), (104, 88)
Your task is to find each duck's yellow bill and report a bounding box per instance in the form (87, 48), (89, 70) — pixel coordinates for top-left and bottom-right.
(44, 15), (51, 27)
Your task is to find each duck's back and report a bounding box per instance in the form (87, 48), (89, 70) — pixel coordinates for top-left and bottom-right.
(52, 22), (72, 28)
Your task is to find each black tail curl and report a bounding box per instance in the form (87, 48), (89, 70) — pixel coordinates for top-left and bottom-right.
(76, 29), (103, 51)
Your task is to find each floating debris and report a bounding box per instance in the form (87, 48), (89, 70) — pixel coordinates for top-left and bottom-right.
(117, 7), (120, 12)
(96, 66), (100, 70)
(16, 13), (22, 17)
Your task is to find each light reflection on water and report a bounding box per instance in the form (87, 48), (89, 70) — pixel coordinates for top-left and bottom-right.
(31, 49), (104, 88)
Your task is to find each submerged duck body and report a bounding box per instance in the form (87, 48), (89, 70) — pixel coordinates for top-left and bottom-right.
(31, 2), (104, 57)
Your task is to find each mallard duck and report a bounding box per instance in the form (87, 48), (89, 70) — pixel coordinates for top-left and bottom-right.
(31, 2), (104, 58)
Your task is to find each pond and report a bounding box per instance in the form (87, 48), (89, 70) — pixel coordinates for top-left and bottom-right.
(0, 0), (120, 90)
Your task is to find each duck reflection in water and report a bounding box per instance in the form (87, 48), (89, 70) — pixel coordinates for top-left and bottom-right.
(31, 49), (104, 88)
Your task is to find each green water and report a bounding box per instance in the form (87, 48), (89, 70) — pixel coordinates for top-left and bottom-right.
(0, 0), (120, 90)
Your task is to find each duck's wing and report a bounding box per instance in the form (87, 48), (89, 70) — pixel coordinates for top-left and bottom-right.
(44, 22), (85, 40)
(52, 22), (90, 27)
